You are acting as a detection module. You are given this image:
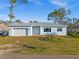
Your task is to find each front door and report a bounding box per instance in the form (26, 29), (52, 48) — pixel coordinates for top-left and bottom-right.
(32, 26), (40, 35)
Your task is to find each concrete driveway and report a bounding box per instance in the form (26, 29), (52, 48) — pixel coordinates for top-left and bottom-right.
(0, 54), (79, 59)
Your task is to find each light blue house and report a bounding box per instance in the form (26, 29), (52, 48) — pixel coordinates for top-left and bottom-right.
(8, 21), (68, 36)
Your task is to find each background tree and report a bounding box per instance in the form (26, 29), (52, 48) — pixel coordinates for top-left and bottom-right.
(66, 18), (72, 24)
(8, 0), (28, 23)
(72, 18), (79, 24)
(48, 8), (71, 24)
(75, 19), (79, 24)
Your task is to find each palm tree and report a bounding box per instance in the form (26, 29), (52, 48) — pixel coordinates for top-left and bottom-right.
(8, 0), (16, 23)
(9, 0), (28, 23)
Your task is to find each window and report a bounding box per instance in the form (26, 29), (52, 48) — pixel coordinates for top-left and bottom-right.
(44, 28), (51, 32)
(57, 28), (62, 32)
(14, 28), (24, 30)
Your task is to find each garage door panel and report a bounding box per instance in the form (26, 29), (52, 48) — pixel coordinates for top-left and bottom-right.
(13, 28), (27, 36)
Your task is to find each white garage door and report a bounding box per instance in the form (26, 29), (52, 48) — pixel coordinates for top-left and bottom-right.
(13, 28), (28, 36)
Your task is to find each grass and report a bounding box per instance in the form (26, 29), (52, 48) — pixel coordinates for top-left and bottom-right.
(0, 36), (78, 55)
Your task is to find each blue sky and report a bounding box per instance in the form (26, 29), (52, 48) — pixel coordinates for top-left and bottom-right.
(0, 0), (79, 22)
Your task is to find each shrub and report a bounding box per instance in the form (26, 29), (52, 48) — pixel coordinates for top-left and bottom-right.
(68, 32), (79, 38)
(38, 36), (62, 42)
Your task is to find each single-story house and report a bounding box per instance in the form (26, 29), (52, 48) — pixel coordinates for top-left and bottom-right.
(8, 22), (68, 36)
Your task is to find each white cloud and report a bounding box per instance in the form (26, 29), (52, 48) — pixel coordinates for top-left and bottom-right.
(0, 14), (8, 20)
(28, 0), (44, 6)
(0, 4), (10, 9)
(0, 15), (6, 17)
(49, 0), (67, 7)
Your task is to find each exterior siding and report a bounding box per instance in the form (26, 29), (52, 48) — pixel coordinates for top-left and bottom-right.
(8, 28), (13, 36)
(56, 28), (67, 36)
(40, 26), (67, 36)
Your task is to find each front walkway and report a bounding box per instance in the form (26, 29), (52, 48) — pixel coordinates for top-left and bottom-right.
(0, 54), (79, 59)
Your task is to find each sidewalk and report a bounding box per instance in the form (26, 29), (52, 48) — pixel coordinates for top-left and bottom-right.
(0, 54), (79, 59)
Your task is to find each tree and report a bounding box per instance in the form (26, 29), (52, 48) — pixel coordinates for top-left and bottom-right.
(8, 0), (28, 23)
(72, 18), (79, 24)
(48, 8), (71, 24)
(76, 19), (79, 24)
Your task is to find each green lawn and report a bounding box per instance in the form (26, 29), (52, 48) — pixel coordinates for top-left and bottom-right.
(0, 36), (78, 55)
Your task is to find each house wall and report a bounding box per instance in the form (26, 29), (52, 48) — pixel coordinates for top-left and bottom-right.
(8, 28), (13, 36)
(40, 26), (67, 36)
(8, 26), (67, 36)
(56, 28), (67, 36)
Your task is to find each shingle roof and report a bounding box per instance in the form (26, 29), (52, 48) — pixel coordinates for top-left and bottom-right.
(8, 22), (68, 27)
